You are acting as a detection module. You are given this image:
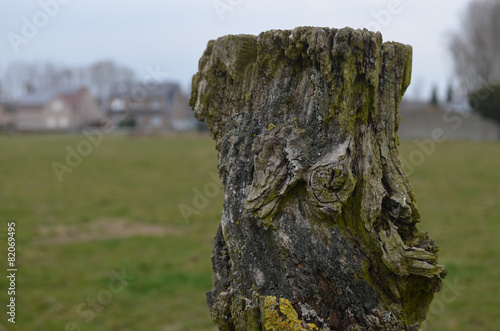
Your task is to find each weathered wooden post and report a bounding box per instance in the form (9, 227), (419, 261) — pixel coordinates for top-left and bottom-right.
(190, 27), (446, 330)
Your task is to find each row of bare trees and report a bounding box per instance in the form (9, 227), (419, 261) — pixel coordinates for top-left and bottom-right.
(0, 60), (136, 103)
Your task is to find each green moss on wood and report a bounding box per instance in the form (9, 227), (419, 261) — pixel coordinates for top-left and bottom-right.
(192, 26), (445, 331)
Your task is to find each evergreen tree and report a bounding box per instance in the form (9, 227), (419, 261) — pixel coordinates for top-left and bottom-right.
(430, 85), (439, 106)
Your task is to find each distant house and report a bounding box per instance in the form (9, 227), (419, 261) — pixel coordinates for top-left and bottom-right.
(107, 82), (196, 133)
(16, 87), (102, 132)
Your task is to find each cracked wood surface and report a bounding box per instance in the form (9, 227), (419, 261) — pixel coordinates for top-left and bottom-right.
(190, 26), (446, 330)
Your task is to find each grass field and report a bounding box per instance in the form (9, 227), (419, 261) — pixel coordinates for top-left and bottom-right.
(0, 134), (498, 330)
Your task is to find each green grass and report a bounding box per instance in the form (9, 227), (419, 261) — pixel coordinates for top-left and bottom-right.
(0, 134), (222, 331)
(399, 140), (500, 331)
(0, 135), (499, 330)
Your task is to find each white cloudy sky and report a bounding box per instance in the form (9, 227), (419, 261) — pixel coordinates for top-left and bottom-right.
(0, 0), (471, 100)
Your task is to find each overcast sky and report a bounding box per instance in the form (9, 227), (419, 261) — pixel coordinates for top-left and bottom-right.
(0, 0), (471, 100)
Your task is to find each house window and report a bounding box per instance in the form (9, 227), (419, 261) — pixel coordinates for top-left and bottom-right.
(110, 98), (126, 111)
(151, 116), (162, 128)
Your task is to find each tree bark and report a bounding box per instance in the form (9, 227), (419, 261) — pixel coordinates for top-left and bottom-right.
(190, 27), (446, 331)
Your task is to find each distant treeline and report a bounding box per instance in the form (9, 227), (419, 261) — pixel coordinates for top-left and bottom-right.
(0, 60), (136, 103)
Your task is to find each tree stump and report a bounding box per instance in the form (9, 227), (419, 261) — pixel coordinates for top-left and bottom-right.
(190, 27), (446, 330)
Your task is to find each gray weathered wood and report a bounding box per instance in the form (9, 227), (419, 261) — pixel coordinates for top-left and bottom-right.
(190, 26), (446, 330)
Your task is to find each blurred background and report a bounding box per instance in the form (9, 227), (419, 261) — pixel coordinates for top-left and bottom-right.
(0, 0), (499, 330)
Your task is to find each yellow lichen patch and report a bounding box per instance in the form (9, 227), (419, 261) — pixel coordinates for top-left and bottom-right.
(279, 298), (300, 322)
(307, 323), (319, 330)
(262, 296), (317, 331)
(267, 123), (276, 131)
(304, 320), (318, 330)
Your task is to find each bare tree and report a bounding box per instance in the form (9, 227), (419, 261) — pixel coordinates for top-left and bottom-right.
(2, 61), (74, 97)
(88, 60), (135, 103)
(1, 60), (135, 101)
(450, 0), (500, 137)
(449, 0), (500, 93)
(3, 62), (37, 98)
